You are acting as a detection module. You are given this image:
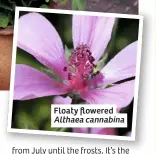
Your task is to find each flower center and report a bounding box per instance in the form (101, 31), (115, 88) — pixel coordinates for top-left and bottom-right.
(63, 44), (99, 92)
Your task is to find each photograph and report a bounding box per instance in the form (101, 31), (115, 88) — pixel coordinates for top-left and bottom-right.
(0, 0), (139, 90)
(1, 0), (156, 153)
(8, 7), (143, 140)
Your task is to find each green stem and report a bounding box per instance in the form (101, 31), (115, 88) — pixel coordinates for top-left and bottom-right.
(58, 127), (69, 132)
(20, 0), (27, 6)
(0, 4), (14, 11)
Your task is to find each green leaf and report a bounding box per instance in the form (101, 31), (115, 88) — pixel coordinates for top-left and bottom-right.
(72, 0), (86, 10)
(116, 37), (130, 51)
(16, 112), (38, 129)
(0, 13), (10, 28)
(72, 0), (78, 9)
(40, 4), (48, 8)
(31, 97), (52, 124)
(94, 55), (107, 72)
(65, 45), (72, 60)
(16, 48), (59, 80)
(16, 48), (44, 71)
(59, 0), (68, 4)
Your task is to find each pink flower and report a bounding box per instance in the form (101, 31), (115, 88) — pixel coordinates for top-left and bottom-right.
(15, 13), (137, 109)
(73, 128), (116, 135)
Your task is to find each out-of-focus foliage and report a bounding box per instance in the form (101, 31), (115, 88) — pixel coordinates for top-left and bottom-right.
(59, 0), (68, 4)
(0, 12), (11, 28)
(0, 0), (70, 28)
(16, 48), (44, 71)
(72, 0), (86, 10)
(0, 0), (138, 28)
(40, 4), (49, 8)
(0, 0), (49, 28)
(0, 0), (86, 28)
(12, 13), (138, 136)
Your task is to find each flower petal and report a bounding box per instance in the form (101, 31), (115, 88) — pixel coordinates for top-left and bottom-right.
(91, 128), (116, 135)
(87, 73), (104, 87)
(91, 17), (115, 61)
(18, 13), (67, 79)
(80, 80), (134, 108)
(101, 41), (138, 85)
(73, 128), (88, 134)
(14, 64), (68, 100)
(53, 96), (72, 104)
(73, 128), (116, 135)
(72, 15), (97, 48)
(72, 15), (115, 61)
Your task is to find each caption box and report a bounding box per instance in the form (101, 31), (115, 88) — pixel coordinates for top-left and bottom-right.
(51, 105), (127, 128)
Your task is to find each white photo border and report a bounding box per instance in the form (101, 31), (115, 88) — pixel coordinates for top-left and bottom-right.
(7, 6), (143, 141)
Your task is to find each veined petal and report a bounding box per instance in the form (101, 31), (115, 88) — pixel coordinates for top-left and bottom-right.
(91, 17), (115, 61)
(73, 128), (88, 133)
(73, 128), (116, 135)
(91, 128), (116, 135)
(72, 15), (115, 62)
(80, 80), (134, 108)
(101, 41), (138, 85)
(53, 96), (72, 104)
(87, 73), (104, 87)
(18, 13), (67, 79)
(72, 15), (97, 48)
(14, 64), (68, 100)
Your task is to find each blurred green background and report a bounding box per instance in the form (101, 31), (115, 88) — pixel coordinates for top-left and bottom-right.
(12, 12), (139, 136)
(0, 0), (49, 28)
(0, 0), (86, 28)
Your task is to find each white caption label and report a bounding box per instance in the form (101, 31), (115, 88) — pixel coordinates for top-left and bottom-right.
(51, 105), (127, 128)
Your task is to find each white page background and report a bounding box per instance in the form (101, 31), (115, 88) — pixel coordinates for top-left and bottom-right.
(0, 0), (155, 153)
